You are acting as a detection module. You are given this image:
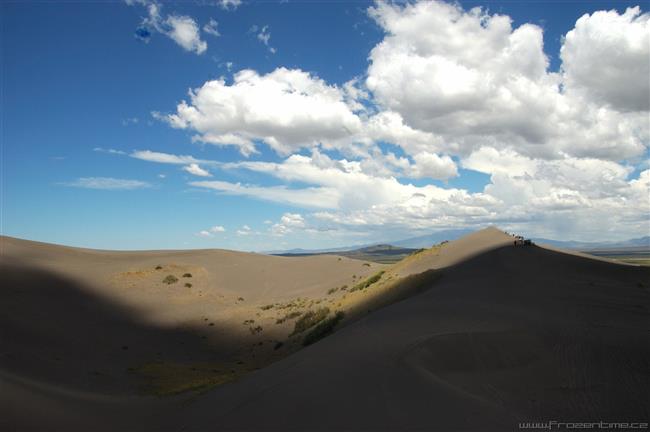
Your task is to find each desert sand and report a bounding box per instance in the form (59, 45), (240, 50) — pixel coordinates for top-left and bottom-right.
(2, 228), (649, 431)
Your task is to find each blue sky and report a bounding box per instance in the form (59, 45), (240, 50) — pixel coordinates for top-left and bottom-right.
(2, 0), (648, 250)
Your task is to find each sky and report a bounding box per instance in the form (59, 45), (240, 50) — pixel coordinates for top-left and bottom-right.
(1, 0), (649, 251)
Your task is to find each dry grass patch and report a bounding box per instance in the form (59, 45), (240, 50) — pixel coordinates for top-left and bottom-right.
(130, 361), (245, 396)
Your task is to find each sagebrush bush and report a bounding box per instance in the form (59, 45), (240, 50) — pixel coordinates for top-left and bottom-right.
(276, 311), (302, 324)
(163, 275), (178, 284)
(291, 307), (329, 335)
(249, 325), (263, 335)
(349, 271), (385, 292)
(302, 311), (345, 346)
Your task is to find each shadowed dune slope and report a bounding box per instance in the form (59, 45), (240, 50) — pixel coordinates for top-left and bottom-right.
(173, 244), (650, 431)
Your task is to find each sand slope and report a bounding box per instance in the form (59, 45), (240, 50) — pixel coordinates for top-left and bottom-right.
(2, 229), (649, 431)
(174, 241), (650, 431)
(0, 236), (382, 399)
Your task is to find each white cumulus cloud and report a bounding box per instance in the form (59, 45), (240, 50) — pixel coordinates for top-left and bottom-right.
(165, 15), (207, 54)
(561, 6), (650, 112)
(163, 68), (363, 156)
(183, 163), (212, 177)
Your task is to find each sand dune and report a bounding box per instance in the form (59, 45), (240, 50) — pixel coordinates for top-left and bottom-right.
(2, 229), (649, 431)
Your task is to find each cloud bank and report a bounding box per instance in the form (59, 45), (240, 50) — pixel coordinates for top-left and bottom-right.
(148, 0), (649, 241)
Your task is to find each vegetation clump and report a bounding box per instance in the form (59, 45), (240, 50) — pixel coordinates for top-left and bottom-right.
(260, 304), (274, 311)
(327, 287), (339, 295)
(243, 319), (255, 325)
(302, 312), (345, 346)
(291, 307), (330, 335)
(155, 265), (163, 270)
(162, 275), (178, 285)
(349, 271), (385, 292)
(276, 311), (302, 324)
(184, 283), (192, 288)
(182, 273), (192, 278)
(249, 325), (263, 335)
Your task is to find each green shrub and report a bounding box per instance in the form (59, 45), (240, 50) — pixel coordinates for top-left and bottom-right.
(327, 287), (339, 295)
(163, 275), (178, 284)
(302, 311), (345, 346)
(155, 265), (163, 270)
(291, 307), (329, 335)
(182, 273), (192, 278)
(363, 263), (371, 267)
(184, 283), (192, 288)
(349, 271), (385, 292)
(276, 311), (302, 324)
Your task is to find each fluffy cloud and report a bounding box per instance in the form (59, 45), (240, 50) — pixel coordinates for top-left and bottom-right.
(561, 7), (650, 112)
(128, 1), (207, 54)
(163, 68), (363, 156)
(63, 177), (151, 190)
(165, 15), (207, 54)
(237, 225), (252, 236)
(183, 163), (212, 177)
(197, 225), (226, 237)
(271, 213), (305, 236)
(410, 152), (458, 180)
(365, 0), (648, 161)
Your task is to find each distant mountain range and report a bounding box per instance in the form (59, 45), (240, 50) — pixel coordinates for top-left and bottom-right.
(264, 228), (472, 255)
(531, 236), (650, 251)
(266, 229), (649, 255)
